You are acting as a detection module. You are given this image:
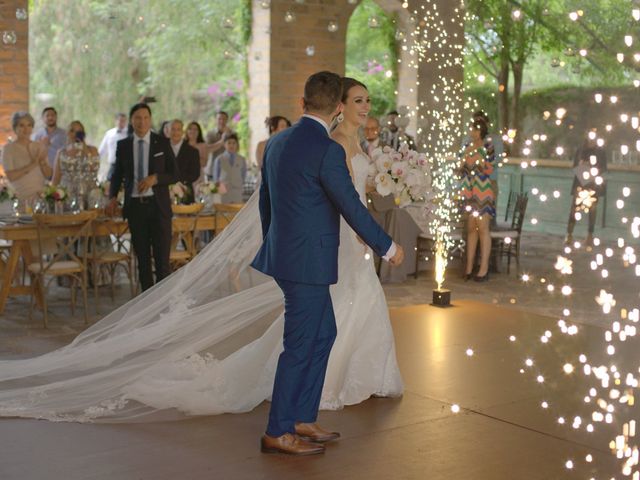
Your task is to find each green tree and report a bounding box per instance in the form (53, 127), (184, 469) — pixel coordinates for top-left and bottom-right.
(466, 0), (549, 150)
(29, 0), (249, 152)
(346, 0), (398, 119)
(465, 0), (639, 154)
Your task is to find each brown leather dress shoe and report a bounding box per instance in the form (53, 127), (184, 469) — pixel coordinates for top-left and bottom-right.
(294, 422), (341, 443)
(260, 433), (325, 456)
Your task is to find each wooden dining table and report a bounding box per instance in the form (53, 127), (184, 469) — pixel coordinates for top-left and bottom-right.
(0, 210), (233, 314)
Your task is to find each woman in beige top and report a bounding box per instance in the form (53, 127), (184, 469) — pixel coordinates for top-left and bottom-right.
(2, 112), (52, 201)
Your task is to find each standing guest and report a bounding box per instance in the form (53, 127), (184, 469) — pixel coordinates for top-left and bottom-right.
(205, 133), (246, 203)
(566, 132), (607, 248)
(459, 119), (495, 282)
(381, 110), (415, 150)
(32, 107), (66, 173)
(2, 112), (52, 201)
(106, 103), (178, 292)
(169, 119), (200, 203)
(360, 116), (386, 157)
(159, 121), (171, 140)
(205, 111), (233, 161)
(52, 120), (99, 188)
(461, 111), (504, 229)
(255, 116), (291, 168)
(98, 113), (128, 182)
(185, 121), (219, 173)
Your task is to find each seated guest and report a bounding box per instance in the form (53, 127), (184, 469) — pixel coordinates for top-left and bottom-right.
(255, 115), (291, 168)
(2, 112), (52, 201)
(168, 119), (200, 203)
(361, 116), (386, 157)
(205, 133), (246, 203)
(52, 120), (99, 187)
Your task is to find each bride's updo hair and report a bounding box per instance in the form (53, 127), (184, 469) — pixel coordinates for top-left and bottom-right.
(341, 77), (368, 103)
(303, 71), (343, 115)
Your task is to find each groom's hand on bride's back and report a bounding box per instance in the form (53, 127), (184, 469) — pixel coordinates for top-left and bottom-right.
(389, 245), (404, 266)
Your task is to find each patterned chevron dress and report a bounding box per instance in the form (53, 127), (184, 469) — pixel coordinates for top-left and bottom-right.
(459, 143), (496, 217)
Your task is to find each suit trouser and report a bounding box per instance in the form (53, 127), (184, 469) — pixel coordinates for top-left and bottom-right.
(267, 279), (337, 437)
(128, 198), (172, 291)
(567, 194), (598, 235)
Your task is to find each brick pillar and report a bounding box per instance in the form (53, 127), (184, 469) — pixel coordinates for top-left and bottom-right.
(248, 0), (461, 159)
(248, 0), (357, 164)
(0, 0), (29, 146)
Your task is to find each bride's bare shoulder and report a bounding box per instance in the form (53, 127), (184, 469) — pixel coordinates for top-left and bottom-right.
(331, 130), (349, 148)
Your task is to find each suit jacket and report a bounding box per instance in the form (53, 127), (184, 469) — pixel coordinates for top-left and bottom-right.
(109, 132), (178, 219)
(251, 116), (392, 285)
(175, 142), (201, 186)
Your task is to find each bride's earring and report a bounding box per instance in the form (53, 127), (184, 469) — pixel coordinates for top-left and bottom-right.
(336, 112), (344, 124)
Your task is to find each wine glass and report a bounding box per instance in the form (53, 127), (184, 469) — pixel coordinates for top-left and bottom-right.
(11, 197), (20, 218)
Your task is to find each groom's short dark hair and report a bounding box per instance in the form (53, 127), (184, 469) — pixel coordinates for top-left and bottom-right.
(303, 71), (343, 115)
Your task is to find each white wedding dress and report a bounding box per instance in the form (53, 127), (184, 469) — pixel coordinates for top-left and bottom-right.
(0, 153), (402, 422)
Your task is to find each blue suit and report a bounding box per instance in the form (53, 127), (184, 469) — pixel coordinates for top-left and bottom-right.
(251, 116), (392, 436)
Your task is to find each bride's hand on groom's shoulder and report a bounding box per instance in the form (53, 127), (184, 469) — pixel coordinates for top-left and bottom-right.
(389, 245), (404, 267)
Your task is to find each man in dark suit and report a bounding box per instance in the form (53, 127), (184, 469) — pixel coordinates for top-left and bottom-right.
(168, 119), (200, 203)
(252, 71), (404, 456)
(106, 103), (178, 291)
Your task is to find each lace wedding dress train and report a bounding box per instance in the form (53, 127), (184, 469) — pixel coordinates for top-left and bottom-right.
(0, 153), (402, 422)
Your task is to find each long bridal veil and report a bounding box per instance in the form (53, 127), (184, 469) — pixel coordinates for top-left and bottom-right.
(0, 190), (289, 422)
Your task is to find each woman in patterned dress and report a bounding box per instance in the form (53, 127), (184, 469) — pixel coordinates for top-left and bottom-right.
(459, 119), (495, 282)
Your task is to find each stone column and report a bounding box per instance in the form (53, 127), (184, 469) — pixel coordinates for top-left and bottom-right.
(0, 0), (29, 146)
(412, 0), (465, 151)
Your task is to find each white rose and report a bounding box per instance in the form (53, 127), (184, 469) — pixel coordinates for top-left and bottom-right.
(375, 154), (392, 173)
(404, 170), (421, 187)
(375, 173), (394, 196)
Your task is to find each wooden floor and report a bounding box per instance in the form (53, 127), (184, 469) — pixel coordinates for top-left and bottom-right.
(0, 300), (624, 479)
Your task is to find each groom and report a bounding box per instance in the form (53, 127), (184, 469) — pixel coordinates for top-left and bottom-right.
(252, 71), (404, 455)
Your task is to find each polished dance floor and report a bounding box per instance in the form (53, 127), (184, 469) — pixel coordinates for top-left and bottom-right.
(0, 300), (623, 479)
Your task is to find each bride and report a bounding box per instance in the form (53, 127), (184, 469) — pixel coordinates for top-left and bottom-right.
(0, 77), (403, 422)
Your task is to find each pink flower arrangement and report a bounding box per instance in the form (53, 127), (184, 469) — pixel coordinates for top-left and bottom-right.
(42, 183), (68, 202)
(370, 144), (431, 207)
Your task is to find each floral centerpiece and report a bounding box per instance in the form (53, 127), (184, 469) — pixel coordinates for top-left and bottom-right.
(41, 183), (68, 214)
(197, 181), (227, 196)
(43, 183), (68, 203)
(369, 143), (431, 207)
(197, 181), (227, 209)
(169, 182), (190, 205)
(0, 177), (16, 203)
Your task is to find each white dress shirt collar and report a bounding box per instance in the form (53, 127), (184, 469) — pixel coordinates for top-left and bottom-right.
(171, 139), (183, 157)
(133, 130), (151, 144)
(302, 114), (330, 136)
